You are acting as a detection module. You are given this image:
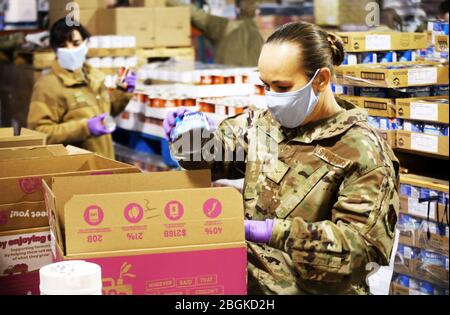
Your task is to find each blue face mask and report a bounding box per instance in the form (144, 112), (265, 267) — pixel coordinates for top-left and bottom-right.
(265, 69), (321, 129)
(57, 41), (88, 71)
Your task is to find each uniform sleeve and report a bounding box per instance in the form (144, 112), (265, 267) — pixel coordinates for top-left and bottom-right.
(109, 89), (133, 117)
(27, 82), (91, 145)
(269, 166), (399, 294)
(173, 111), (258, 181)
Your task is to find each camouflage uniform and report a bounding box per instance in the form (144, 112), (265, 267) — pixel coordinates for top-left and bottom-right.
(174, 98), (400, 295)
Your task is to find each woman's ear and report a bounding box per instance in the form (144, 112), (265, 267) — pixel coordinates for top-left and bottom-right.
(315, 68), (331, 93)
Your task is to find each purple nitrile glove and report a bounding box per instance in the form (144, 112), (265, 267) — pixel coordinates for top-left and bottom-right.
(162, 107), (192, 140)
(87, 113), (112, 137)
(124, 70), (137, 93)
(244, 219), (274, 244)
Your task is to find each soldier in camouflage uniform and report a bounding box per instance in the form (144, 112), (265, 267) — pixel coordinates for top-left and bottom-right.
(166, 22), (400, 295)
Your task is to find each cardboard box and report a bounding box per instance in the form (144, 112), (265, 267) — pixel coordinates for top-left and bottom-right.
(338, 95), (396, 118)
(96, 7), (190, 48)
(394, 257), (449, 289)
(336, 62), (449, 88)
(396, 130), (449, 157)
(96, 8), (155, 48)
(399, 228), (449, 257)
(0, 227), (52, 295)
(0, 201), (48, 232)
(154, 7), (191, 48)
(0, 154), (140, 206)
(0, 128), (46, 148)
(0, 145), (69, 161)
(396, 97), (449, 124)
(390, 282), (414, 295)
(132, 0), (165, 6)
(400, 173), (449, 194)
(337, 32), (428, 52)
(49, 9), (98, 35)
(377, 130), (397, 148)
(400, 196), (448, 224)
(46, 170), (247, 295)
(49, 0), (104, 10)
(314, 0), (372, 26)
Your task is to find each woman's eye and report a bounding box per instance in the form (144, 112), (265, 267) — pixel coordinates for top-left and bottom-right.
(263, 84), (270, 91)
(277, 86), (291, 92)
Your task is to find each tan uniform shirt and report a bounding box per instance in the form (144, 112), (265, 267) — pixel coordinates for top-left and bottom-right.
(27, 61), (131, 159)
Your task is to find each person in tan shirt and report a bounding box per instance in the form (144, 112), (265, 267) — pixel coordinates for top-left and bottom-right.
(27, 19), (136, 159)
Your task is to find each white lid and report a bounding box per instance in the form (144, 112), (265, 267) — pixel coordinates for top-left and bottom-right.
(39, 261), (102, 294)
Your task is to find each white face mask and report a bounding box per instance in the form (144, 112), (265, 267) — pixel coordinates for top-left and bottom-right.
(57, 40), (88, 71)
(265, 69), (321, 129)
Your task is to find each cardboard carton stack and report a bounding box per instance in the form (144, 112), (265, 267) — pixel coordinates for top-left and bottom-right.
(0, 136), (140, 295)
(49, 0), (190, 49)
(43, 170), (247, 295)
(313, 0), (373, 27)
(391, 174), (449, 295)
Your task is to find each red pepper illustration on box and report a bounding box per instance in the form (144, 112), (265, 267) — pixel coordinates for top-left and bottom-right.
(102, 262), (136, 295)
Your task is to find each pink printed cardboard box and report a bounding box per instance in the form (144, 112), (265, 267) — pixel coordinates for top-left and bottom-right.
(43, 170), (247, 295)
(0, 227), (52, 295)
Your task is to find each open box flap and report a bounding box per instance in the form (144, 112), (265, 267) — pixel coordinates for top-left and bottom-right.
(42, 179), (66, 254)
(51, 170), (212, 226)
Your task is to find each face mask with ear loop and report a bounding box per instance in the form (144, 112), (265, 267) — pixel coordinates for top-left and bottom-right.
(265, 69), (321, 129)
(56, 40), (89, 72)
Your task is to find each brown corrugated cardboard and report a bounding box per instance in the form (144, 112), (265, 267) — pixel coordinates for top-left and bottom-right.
(96, 7), (190, 48)
(0, 201), (48, 232)
(96, 8), (155, 48)
(0, 145), (68, 161)
(153, 7), (191, 48)
(338, 95), (396, 118)
(396, 97), (449, 124)
(45, 170), (247, 295)
(314, 0), (372, 26)
(396, 130), (449, 157)
(394, 257), (449, 289)
(399, 196), (448, 224)
(49, 0), (104, 10)
(132, 0), (165, 6)
(0, 128), (46, 148)
(337, 32), (428, 52)
(0, 154), (140, 206)
(49, 9), (98, 35)
(336, 62), (449, 88)
(400, 173), (449, 193)
(0, 227), (52, 295)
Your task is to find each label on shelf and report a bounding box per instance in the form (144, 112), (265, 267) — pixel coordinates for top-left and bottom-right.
(411, 133), (438, 153)
(365, 35), (391, 51)
(407, 198), (436, 219)
(408, 68), (437, 86)
(404, 246), (412, 259)
(410, 102), (438, 122)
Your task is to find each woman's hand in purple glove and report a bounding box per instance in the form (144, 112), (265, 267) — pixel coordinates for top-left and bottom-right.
(87, 113), (112, 137)
(244, 219), (274, 244)
(124, 70), (137, 93)
(162, 107), (191, 140)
